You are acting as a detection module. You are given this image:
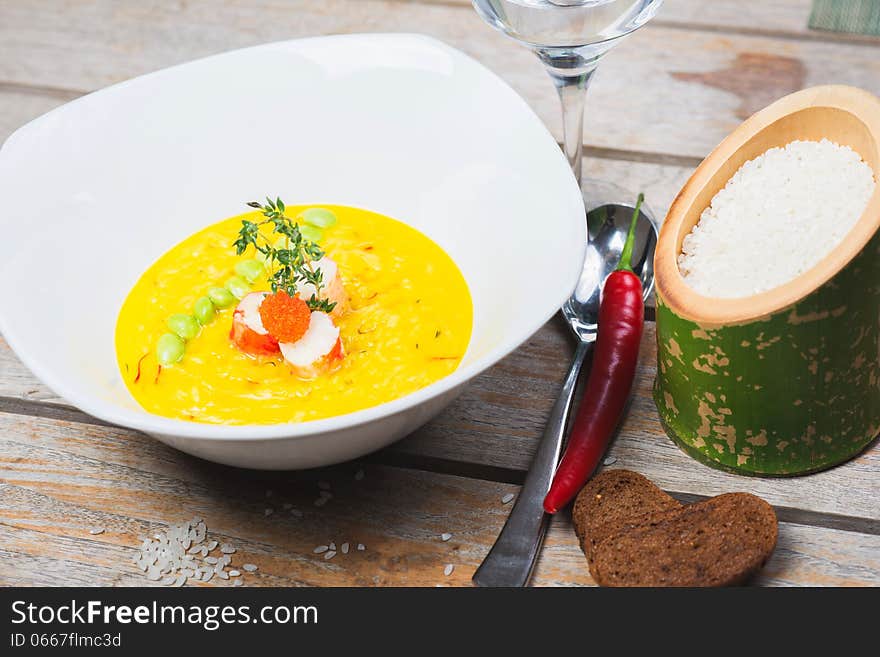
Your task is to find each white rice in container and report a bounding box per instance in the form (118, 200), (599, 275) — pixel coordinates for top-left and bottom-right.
(678, 139), (876, 298)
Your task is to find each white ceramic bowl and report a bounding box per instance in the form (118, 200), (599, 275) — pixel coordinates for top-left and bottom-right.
(0, 34), (585, 469)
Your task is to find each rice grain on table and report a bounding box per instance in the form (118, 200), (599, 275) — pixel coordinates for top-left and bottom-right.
(440, 533), (452, 542)
(501, 493), (515, 505)
(444, 564), (455, 576)
(134, 518), (244, 587)
(678, 139), (876, 298)
(243, 564), (258, 572)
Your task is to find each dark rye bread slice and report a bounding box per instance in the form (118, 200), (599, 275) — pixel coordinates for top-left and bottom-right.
(572, 470), (682, 562)
(590, 492), (778, 587)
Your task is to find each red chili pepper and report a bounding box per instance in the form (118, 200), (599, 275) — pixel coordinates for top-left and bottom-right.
(543, 194), (646, 514)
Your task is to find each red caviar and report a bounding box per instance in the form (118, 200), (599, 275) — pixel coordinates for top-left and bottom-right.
(259, 292), (311, 343)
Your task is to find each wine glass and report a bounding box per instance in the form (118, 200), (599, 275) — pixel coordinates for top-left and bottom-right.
(472, 0), (664, 208)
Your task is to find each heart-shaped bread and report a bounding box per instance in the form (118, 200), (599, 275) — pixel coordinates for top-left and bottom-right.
(573, 469), (682, 562)
(572, 470), (778, 587)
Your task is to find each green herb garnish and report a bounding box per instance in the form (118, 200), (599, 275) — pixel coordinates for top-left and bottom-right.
(234, 197), (337, 314)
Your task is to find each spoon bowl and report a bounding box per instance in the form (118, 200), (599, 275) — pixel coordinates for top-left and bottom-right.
(566, 196), (658, 340)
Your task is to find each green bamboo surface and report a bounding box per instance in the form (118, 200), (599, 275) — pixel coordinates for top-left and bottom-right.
(654, 230), (880, 475)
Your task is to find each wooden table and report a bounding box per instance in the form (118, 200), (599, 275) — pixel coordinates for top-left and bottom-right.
(1, 0), (878, 587)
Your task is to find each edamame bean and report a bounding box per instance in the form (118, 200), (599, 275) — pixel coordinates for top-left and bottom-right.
(193, 296), (215, 325)
(225, 276), (250, 299)
(208, 286), (236, 308)
(156, 333), (185, 365)
(166, 313), (200, 340)
(299, 224), (324, 243)
(300, 207), (337, 228)
(234, 259), (265, 284)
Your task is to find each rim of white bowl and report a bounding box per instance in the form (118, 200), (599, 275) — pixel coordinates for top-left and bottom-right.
(0, 33), (586, 441)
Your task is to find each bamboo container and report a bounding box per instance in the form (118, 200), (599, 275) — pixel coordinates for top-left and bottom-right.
(653, 86), (880, 476)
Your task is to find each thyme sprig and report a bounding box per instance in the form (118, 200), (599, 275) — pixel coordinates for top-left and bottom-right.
(234, 197), (337, 314)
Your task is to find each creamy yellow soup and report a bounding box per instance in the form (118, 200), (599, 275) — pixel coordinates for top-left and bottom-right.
(116, 205), (472, 424)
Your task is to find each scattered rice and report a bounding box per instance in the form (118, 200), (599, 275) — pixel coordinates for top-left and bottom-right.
(314, 497), (328, 508)
(329, 542), (336, 551)
(357, 544), (365, 551)
(603, 456), (617, 466)
(243, 563), (258, 572)
(501, 493), (515, 505)
(229, 570), (241, 577)
(440, 533), (452, 542)
(233, 579), (243, 587)
(314, 545), (329, 554)
(133, 518), (247, 587)
(89, 528), (105, 535)
(678, 139), (876, 298)
(341, 543), (350, 554)
(324, 551), (337, 560)
(444, 564), (454, 576)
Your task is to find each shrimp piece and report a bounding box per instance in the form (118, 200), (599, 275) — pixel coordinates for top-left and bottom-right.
(229, 292), (280, 357)
(298, 256), (348, 319)
(279, 311), (345, 379)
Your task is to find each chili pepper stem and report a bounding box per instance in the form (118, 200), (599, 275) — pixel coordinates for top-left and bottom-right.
(616, 192), (645, 273)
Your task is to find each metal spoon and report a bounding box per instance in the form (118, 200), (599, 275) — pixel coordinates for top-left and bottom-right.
(472, 186), (658, 587)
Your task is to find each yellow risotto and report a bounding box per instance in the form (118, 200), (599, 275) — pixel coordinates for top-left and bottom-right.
(116, 204), (472, 424)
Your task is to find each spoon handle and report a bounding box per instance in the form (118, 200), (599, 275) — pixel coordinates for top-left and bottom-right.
(472, 339), (592, 587)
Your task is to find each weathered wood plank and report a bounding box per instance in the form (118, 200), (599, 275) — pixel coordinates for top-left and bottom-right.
(421, 0), (880, 44)
(422, 0), (812, 36)
(396, 318), (880, 524)
(2, 311), (879, 524)
(1, 414), (876, 586)
(0, 425), (574, 586)
(2, 0), (880, 160)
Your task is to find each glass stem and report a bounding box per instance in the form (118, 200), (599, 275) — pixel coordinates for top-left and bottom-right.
(549, 67), (596, 185)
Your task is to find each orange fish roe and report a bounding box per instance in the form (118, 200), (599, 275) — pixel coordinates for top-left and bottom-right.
(259, 292), (311, 343)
